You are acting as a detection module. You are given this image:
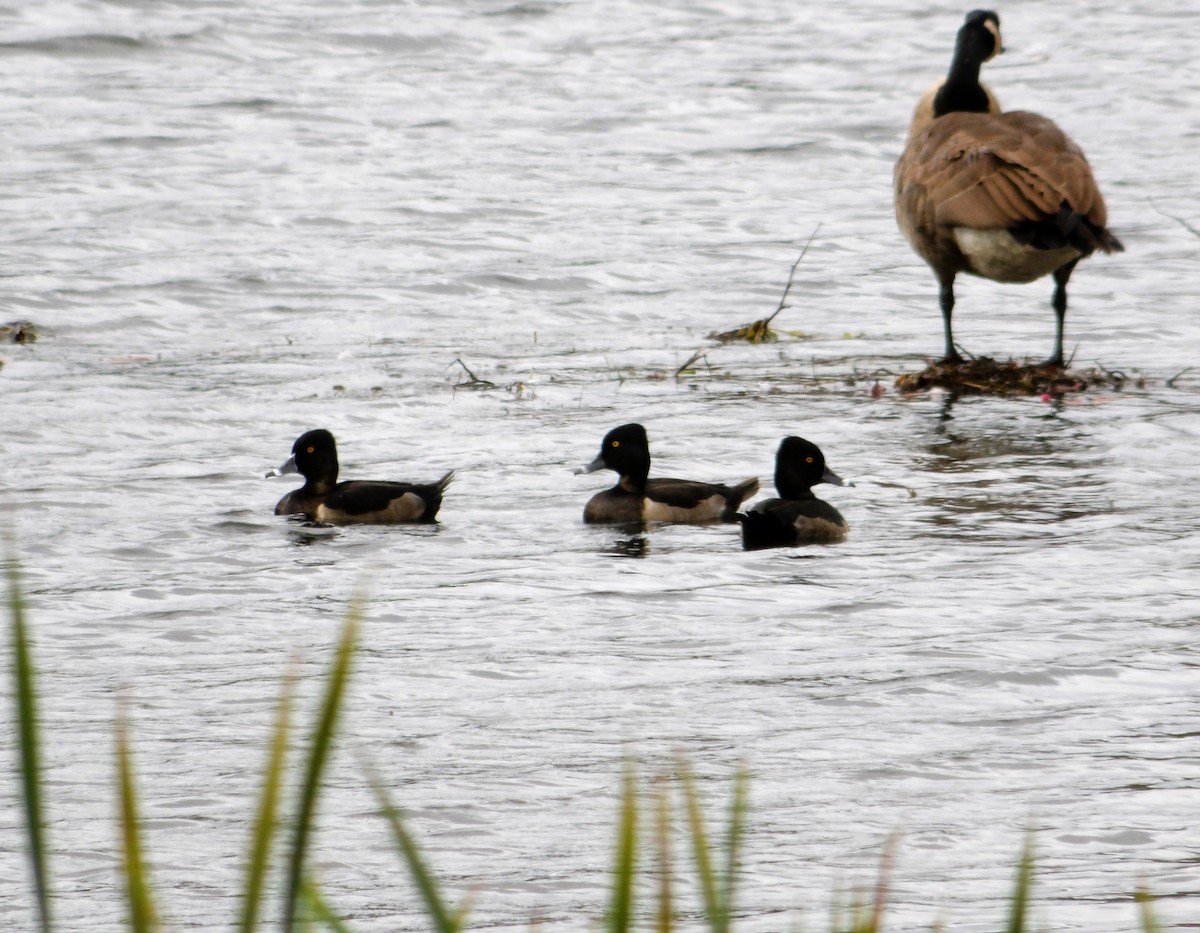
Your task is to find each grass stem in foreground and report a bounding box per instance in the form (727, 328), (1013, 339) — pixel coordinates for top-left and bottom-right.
(679, 758), (749, 933)
(655, 786), (672, 933)
(1005, 829), (1035, 933)
(299, 879), (355, 933)
(116, 705), (158, 933)
(238, 664), (296, 932)
(678, 760), (718, 931)
(282, 610), (359, 930)
(7, 554), (53, 932)
(366, 764), (469, 933)
(720, 768), (748, 930)
(607, 763), (638, 933)
(1136, 887), (1162, 933)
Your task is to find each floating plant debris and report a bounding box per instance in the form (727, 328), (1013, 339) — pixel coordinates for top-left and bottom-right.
(1, 321), (37, 344)
(895, 357), (1141, 396)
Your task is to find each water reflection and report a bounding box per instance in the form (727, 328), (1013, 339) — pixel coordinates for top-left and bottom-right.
(605, 531), (650, 559)
(931, 388), (1072, 424)
(904, 392), (1116, 538)
(285, 525), (340, 546)
(921, 408), (1094, 470)
(936, 391), (958, 425)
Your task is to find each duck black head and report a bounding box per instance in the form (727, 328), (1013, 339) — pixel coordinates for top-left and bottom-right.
(279, 428), (340, 488)
(774, 436), (848, 499)
(577, 423), (652, 488)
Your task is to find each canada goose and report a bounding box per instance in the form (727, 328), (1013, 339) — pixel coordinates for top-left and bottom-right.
(894, 10), (1123, 366)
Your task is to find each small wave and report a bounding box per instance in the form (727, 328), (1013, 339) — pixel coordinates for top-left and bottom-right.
(0, 33), (147, 56)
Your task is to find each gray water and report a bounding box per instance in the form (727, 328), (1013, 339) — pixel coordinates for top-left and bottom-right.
(2, 0), (1199, 930)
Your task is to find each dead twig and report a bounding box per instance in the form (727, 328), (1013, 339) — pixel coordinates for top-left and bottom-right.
(764, 223), (822, 328)
(449, 357), (537, 398)
(1151, 201), (1200, 240)
(449, 357), (497, 390)
(1166, 367), (1193, 388)
(674, 348), (707, 379)
(709, 223), (822, 343)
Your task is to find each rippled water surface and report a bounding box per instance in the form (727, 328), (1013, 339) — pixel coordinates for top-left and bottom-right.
(2, 1), (1199, 930)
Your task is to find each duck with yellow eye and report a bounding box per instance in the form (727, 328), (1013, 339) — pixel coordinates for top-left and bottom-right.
(268, 428), (453, 524)
(737, 436), (851, 550)
(576, 423), (759, 525)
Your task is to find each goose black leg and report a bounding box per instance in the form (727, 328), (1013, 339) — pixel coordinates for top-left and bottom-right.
(939, 273), (962, 363)
(1047, 258), (1081, 368)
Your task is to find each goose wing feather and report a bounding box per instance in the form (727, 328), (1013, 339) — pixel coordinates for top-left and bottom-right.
(899, 111), (1107, 234)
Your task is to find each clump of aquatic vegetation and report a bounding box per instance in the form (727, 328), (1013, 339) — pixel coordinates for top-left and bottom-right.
(894, 355), (1145, 396)
(4, 555), (1168, 931)
(1, 319), (38, 344)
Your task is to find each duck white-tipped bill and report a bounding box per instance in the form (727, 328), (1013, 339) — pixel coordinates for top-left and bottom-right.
(266, 455), (298, 479)
(574, 454), (606, 475)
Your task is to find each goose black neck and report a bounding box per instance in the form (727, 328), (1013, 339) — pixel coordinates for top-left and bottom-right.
(934, 63), (991, 116)
(933, 11), (999, 117)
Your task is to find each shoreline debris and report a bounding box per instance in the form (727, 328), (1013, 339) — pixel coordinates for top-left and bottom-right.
(894, 356), (1142, 396)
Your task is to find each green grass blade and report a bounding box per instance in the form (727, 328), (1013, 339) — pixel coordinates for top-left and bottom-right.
(607, 762), (638, 933)
(719, 768), (748, 930)
(1135, 887), (1162, 933)
(7, 555), (53, 932)
(1005, 830), (1035, 933)
(116, 705), (158, 932)
(238, 664), (296, 932)
(299, 879), (355, 932)
(655, 786), (672, 933)
(862, 832), (897, 933)
(282, 609), (360, 931)
(365, 763), (466, 933)
(677, 760), (722, 933)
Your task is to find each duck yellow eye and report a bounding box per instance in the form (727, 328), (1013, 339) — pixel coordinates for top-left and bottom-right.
(805, 456), (814, 463)
(612, 441), (620, 448)
(307, 446), (315, 454)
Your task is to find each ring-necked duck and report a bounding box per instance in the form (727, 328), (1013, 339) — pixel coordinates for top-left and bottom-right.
(894, 10), (1122, 366)
(738, 436), (850, 550)
(576, 423), (759, 525)
(269, 429), (453, 524)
